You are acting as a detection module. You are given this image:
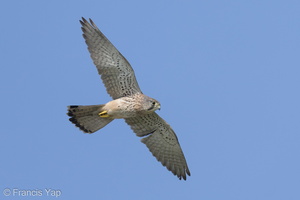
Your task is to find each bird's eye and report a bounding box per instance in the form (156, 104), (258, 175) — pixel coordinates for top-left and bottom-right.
(148, 101), (156, 111)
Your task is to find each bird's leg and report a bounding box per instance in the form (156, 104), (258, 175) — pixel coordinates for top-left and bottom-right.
(98, 110), (110, 117)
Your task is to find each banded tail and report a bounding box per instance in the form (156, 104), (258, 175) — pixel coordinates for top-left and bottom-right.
(67, 105), (113, 133)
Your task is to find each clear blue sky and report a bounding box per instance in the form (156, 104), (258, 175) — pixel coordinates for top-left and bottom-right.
(1, 0), (299, 199)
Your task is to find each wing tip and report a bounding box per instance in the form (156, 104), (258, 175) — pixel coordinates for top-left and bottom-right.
(79, 17), (87, 25)
(80, 17), (97, 29)
(142, 135), (191, 180)
(178, 168), (191, 181)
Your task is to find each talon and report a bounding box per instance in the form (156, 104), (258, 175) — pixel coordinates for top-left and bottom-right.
(99, 110), (110, 117)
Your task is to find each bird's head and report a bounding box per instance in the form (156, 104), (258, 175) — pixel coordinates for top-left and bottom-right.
(145, 98), (161, 112)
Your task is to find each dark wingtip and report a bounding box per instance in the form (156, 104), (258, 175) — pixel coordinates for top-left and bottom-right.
(81, 17), (87, 22)
(180, 168), (191, 181)
(89, 18), (95, 26)
(80, 17), (89, 28)
(80, 17), (94, 26)
(177, 167), (191, 181)
(80, 17), (84, 25)
(187, 169), (191, 176)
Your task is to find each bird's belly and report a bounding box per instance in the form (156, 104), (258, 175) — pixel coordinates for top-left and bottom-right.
(104, 99), (142, 119)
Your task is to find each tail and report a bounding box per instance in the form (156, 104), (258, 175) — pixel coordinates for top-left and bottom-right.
(67, 105), (113, 133)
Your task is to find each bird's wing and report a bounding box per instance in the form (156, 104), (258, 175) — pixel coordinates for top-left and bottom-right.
(125, 113), (191, 180)
(80, 18), (142, 99)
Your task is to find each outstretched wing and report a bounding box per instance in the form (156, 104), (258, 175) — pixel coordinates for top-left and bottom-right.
(80, 17), (142, 99)
(125, 113), (191, 180)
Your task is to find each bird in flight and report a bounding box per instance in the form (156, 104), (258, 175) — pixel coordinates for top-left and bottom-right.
(67, 17), (190, 180)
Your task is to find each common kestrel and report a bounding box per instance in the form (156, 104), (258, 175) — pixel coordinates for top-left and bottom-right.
(67, 18), (191, 180)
